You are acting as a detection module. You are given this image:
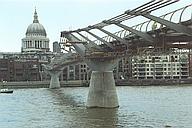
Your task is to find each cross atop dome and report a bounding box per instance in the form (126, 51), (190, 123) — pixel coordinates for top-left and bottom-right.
(33, 7), (39, 23)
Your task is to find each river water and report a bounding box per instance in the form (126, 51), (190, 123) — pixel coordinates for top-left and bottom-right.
(1, 86), (192, 128)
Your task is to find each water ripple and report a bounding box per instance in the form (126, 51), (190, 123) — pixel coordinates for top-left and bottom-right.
(0, 86), (192, 127)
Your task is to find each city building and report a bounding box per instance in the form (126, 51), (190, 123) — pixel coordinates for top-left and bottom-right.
(53, 41), (61, 53)
(131, 50), (189, 79)
(60, 63), (90, 81)
(0, 9), (53, 82)
(21, 9), (50, 53)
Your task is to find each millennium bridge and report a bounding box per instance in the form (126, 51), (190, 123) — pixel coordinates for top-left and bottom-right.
(44, 0), (192, 108)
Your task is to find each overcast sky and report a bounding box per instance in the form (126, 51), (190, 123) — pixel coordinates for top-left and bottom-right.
(0, 0), (191, 52)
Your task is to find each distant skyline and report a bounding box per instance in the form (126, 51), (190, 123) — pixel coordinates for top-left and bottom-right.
(0, 0), (191, 52)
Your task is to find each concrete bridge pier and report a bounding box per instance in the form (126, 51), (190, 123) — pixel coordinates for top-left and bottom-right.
(49, 71), (61, 89)
(60, 33), (119, 108)
(86, 60), (119, 108)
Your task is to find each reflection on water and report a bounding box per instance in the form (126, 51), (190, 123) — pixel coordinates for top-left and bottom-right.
(1, 86), (192, 128)
(47, 88), (118, 128)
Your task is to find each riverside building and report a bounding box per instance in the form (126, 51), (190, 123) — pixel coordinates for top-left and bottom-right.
(131, 51), (189, 79)
(0, 9), (53, 82)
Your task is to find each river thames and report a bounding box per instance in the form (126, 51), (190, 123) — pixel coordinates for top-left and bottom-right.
(1, 86), (192, 128)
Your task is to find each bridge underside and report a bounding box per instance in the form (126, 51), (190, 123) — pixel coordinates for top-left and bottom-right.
(109, 20), (192, 55)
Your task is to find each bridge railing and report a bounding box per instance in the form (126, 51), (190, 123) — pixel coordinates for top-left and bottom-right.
(84, 50), (129, 59)
(45, 53), (83, 71)
(94, 4), (192, 45)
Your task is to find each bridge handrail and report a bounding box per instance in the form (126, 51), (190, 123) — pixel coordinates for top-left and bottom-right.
(93, 4), (192, 44)
(45, 54), (83, 71)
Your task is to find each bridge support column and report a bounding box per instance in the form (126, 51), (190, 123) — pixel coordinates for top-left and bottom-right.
(49, 71), (61, 89)
(86, 71), (119, 108)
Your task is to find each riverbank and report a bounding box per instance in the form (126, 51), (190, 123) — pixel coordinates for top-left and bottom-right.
(0, 80), (88, 89)
(1, 79), (192, 89)
(116, 78), (192, 86)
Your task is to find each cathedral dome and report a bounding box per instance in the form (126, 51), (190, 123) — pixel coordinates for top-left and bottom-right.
(21, 8), (50, 53)
(26, 9), (47, 37)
